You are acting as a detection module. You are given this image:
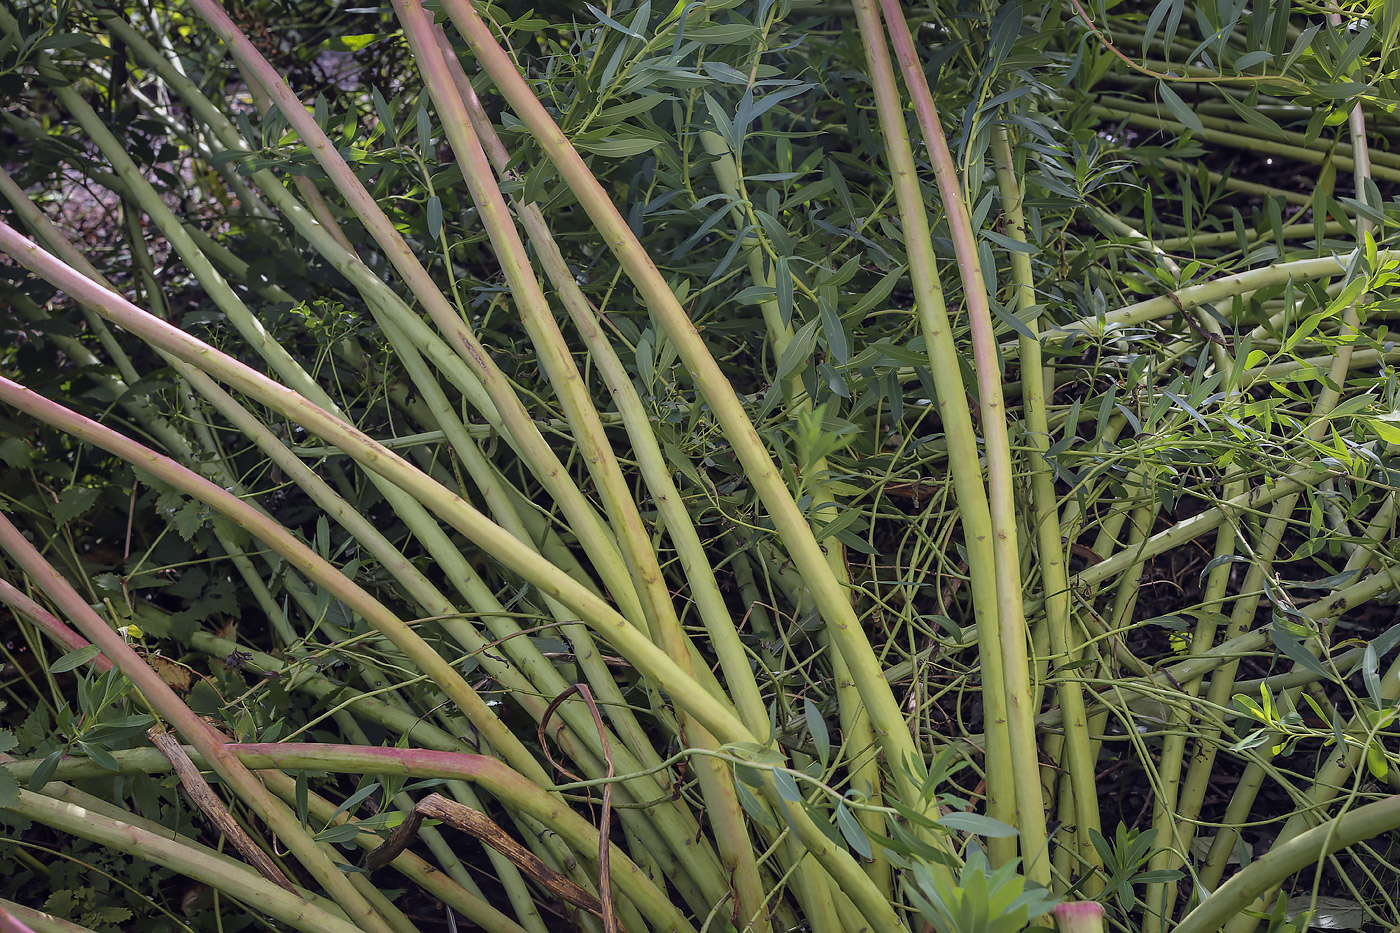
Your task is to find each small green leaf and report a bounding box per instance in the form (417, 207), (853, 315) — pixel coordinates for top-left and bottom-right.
(804, 699), (830, 767)
(835, 802), (873, 858)
(49, 645), (101, 674)
(29, 749), (64, 792)
(322, 34), (383, 51)
(576, 135), (665, 158)
(1157, 81), (1205, 134)
(733, 778), (777, 829)
(936, 811), (1019, 837)
(771, 769), (802, 803)
(426, 196), (443, 240)
(51, 486), (99, 526)
(1367, 742), (1389, 780)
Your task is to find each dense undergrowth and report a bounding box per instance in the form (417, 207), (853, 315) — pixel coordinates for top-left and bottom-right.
(3, 0), (1400, 931)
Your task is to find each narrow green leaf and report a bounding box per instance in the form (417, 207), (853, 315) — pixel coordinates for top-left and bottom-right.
(1157, 81), (1205, 134)
(804, 698), (830, 767)
(49, 645), (101, 674)
(937, 811), (1019, 837)
(426, 196), (442, 240)
(836, 802), (873, 858)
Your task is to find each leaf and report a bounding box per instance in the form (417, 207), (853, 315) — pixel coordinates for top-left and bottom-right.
(686, 23), (759, 43)
(936, 811), (1019, 837)
(771, 769), (803, 803)
(29, 748), (63, 792)
(322, 34), (382, 51)
(172, 500), (206, 540)
(315, 820), (371, 844)
(733, 778), (777, 829)
(1157, 81), (1205, 134)
(836, 802), (873, 859)
(49, 645), (101, 674)
(775, 317), (821, 384)
(804, 699), (830, 767)
(576, 136), (668, 160)
(818, 291), (849, 364)
(1270, 627), (1334, 684)
(1363, 643), (1383, 708)
(585, 2), (645, 39)
(51, 486), (98, 526)
(426, 195), (443, 240)
(1233, 50), (1275, 70)
(1367, 741), (1389, 780)
(0, 765), (17, 808)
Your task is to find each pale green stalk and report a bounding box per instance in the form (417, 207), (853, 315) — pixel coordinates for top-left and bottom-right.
(1, 789), (366, 933)
(1072, 458), (1341, 590)
(1089, 105), (1400, 183)
(0, 901), (90, 933)
(7, 744), (698, 933)
(696, 125), (888, 901)
(1173, 792), (1400, 933)
(324, 713), (545, 933)
(992, 126), (1102, 892)
(873, 0), (1049, 881)
(1141, 471), (1243, 930)
(1216, 59), (1377, 933)
(437, 45), (777, 924)
(0, 179), (621, 820)
(1048, 250), (1382, 340)
(390, 15), (745, 913)
(1154, 222), (1347, 253)
(444, 0), (935, 815)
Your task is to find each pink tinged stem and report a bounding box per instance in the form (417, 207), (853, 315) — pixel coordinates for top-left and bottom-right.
(1054, 901), (1106, 933)
(0, 578), (115, 671)
(0, 906), (38, 933)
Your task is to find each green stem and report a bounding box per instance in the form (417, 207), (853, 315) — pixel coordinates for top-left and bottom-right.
(991, 126), (1102, 893)
(874, 0), (1049, 881)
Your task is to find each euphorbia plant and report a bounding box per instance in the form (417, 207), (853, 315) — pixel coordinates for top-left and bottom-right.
(5, 0), (1400, 931)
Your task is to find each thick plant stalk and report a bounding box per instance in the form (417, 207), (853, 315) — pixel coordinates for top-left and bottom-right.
(0, 901), (86, 933)
(1173, 791), (1400, 933)
(1216, 62), (1377, 933)
(1, 227), (904, 924)
(991, 126), (1102, 892)
(0, 222), (754, 744)
(696, 121), (889, 898)
(853, 0), (1034, 871)
(5, 743), (698, 933)
(1047, 249), (1385, 340)
(0, 514), (397, 933)
(1140, 471), (1243, 929)
(0, 790), (366, 933)
(390, 17), (764, 921)
(843, 0), (1015, 862)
